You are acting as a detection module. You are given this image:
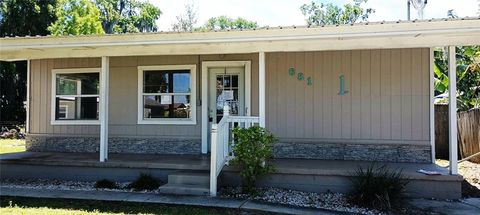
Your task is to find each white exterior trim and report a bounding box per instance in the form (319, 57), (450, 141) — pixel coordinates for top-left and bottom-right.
(448, 46), (458, 175)
(429, 48), (435, 163)
(2, 19), (479, 60)
(26, 60), (30, 133)
(100, 56), (109, 162)
(259, 52), (266, 127)
(50, 68), (101, 125)
(137, 65), (197, 125)
(201, 61), (252, 154)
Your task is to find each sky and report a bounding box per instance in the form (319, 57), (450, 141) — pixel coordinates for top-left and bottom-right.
(150, 0), (480, 31)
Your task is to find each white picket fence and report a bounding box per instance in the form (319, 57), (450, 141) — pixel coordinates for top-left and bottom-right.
(209, 105), (259, 196)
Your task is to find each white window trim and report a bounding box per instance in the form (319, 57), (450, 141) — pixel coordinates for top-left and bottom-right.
(137, 65), (197, 125)
(51, 68), (101, 125)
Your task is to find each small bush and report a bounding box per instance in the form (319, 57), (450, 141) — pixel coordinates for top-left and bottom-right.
(230, 126), (277, 195)
(94, 179), (119, 189)
(127, 173), (161, 191)
(349, 164), (409, 210)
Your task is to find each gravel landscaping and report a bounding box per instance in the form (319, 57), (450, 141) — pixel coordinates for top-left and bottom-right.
(0, 179), (156, 194)
(219, 186), (384, 215)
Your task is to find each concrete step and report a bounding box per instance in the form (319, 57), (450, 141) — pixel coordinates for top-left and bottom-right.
(168, 171), (209, 186)
(158, 183), (210, 196)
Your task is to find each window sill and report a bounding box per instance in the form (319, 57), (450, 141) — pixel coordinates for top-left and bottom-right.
(51, 120), (100, 125)
(137, 119), (197, 125)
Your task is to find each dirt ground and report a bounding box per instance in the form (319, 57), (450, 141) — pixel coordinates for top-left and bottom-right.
(436, 159), (480, 197)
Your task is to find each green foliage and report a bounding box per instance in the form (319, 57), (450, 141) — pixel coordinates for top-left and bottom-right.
(0, 0), (57, 37)
(0, 0), (56, 123)
(0, 61), (27, 122)
(95, 0), (161, 33)
(94, 179), (119, 189)
(196, 16), (257, 31)
(434, 46), (480, 111)
(127, 173), (161, 191)
(230, 126), (276, 194)
(349, 164), (409, 210)
(300, 0), (374, 26)
(48, 0), (104, 36)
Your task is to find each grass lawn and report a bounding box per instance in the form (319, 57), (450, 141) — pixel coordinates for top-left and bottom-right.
(0, 196), (238, 215)
(0, 139), (25, 154)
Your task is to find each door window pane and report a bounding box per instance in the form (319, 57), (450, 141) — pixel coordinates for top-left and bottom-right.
(232, 75), (238, 87)
(214, 74), (241, 122)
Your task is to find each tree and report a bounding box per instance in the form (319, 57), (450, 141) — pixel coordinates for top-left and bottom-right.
(197, 16), (257, 31)
(0, 0), (57, 124)
(95, 0), (161, 33)
(172, 3), (197, 32)
(434, 46), (480, 111)
(300, 0), (374, 26)
(0, 0), (57, 37)
(48, 0), (104, 35)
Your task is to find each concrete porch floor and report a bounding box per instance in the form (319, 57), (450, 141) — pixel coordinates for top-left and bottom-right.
(0, 151), (211, 170)
(0, 151), (459, 179)
(0, 151), (463, 199)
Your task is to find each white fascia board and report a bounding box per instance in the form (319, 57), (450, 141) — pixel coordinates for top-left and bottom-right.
(1, 19), (480, 60)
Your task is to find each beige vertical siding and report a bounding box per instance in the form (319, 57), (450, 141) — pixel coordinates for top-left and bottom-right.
(30, 49), (429, 143)
(265, 48), (430, 143)
(29, 54), (258, 138)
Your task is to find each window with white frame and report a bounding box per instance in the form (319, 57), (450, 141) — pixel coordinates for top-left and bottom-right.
(51, 68), (100, 124)
(138, 65), (196, 124)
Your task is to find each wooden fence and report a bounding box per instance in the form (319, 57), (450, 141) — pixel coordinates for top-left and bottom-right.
(457, 108), (480, 163)
(435, 105), (480, 163)
(435, 105), (449, 160)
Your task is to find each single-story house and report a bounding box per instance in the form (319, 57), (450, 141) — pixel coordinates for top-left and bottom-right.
(1, 18), (479, 198)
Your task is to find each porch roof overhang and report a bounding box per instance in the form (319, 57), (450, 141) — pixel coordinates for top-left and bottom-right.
(1, 18), (480, 61)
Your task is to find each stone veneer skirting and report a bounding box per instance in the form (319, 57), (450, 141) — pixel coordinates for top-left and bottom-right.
(274, 141), (431, 163)
(26, 136), (431, 163)
(26, 136), (201, 155)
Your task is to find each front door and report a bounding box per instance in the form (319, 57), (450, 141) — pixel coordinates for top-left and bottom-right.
(207, 67), (245, 149)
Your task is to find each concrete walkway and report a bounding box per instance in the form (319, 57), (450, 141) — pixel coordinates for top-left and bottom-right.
(408, 198), (480, 215)
(0, 187), (339, 215)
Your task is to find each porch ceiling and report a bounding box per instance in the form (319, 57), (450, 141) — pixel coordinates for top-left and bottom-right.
(1, 18), (480, 61)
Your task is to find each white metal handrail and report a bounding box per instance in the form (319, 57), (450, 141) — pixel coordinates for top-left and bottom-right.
(209, 105), (259, 196)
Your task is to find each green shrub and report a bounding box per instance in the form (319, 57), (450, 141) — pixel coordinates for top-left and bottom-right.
(94, 179), (119, 189)
(349, 164), (409, 210)
(127, 173), (161, 191)
(230, 126), (277, 195)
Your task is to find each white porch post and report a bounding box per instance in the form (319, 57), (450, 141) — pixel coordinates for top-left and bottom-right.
(429, 48), (435, 163)
(100, 56), (109, 162)
(26, 60), (31, 133)
(448, 46), (458, 175)
(259, 52), (266, 127)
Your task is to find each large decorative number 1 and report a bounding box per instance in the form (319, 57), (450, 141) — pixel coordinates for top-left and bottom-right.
(338, 75), (348, 95)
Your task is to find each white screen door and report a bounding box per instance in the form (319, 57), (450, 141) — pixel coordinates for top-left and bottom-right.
(207, 67), (245, 150)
